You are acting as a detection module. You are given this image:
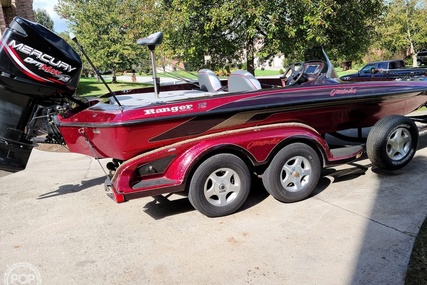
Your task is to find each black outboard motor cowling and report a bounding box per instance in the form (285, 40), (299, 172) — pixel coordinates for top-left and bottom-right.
(0, 17), (82, 172)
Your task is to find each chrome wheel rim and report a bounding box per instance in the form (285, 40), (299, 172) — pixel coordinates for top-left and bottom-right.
(280, 156), (312, 192)
(204, 168), (241, 206)
(386, 127), (412, 160)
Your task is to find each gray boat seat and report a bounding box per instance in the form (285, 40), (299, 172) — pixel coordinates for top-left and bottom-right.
(198, 69), (223, 92)
(228, 70), (262, 92)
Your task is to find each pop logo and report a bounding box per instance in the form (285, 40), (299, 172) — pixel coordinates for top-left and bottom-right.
(3, 262), (41, 285)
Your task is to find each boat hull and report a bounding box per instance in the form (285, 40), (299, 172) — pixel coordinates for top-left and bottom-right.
(56, 81), (427, 160)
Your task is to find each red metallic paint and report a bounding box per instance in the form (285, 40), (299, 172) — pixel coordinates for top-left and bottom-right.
(107, 123), (362, 203)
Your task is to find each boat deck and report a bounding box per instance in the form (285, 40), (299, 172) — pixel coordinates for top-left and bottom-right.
(110, 89), (227, 106)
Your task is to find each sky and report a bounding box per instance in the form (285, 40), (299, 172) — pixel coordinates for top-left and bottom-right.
(33, 0), (68, 33)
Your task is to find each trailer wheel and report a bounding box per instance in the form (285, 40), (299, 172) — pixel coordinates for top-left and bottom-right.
(366, 115), (418, 170)
(188, 154), (251, 217)
(262, 143), (321, 203)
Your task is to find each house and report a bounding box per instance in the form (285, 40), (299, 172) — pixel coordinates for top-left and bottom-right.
(0, 0), (34, 37)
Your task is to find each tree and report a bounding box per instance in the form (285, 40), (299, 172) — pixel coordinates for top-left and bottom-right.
(287, 0), (385, 62)
(34, 9), (54, 31)
(55, 0), (385, 75)
(55, 0), (155, 77)
(376, 0), (427, 66)
(161, 0), (385, 74)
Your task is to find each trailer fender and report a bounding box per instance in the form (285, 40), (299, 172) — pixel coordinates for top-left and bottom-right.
(164, 123), (331, 182)
(109, 123), (336, 201)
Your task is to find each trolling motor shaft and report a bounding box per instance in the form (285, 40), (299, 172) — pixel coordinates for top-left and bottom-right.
(69, 32), (123, 109)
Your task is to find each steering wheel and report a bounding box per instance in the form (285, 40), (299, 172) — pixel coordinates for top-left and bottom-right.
(281, 62), (306, 86)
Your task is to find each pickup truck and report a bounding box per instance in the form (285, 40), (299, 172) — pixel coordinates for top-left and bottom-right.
(340, 59), (427, 82)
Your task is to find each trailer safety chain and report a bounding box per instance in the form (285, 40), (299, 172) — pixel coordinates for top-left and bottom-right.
(78, 128), (111, 184)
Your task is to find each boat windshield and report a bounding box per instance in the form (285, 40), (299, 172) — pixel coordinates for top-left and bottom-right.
(304, 46), (339, 80)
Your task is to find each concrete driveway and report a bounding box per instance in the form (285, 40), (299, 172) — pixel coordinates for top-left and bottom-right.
(1, 132), (427, 285)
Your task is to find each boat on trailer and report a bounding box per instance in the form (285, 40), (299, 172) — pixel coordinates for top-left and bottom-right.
(1, 17), (427, 216)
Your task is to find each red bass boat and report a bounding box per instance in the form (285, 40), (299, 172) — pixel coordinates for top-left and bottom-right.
(1, 17), (427, 216)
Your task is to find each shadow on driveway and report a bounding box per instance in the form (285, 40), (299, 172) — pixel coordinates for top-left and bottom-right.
(38, 176), (106, 199)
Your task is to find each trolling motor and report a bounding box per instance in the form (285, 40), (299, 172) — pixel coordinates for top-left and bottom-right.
(136, 32), (163, 98)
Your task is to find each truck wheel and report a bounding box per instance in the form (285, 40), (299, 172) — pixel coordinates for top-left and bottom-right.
(262, 143), (321, 203)
(188, 154), (251, 217)
(366, 115), (418, 170)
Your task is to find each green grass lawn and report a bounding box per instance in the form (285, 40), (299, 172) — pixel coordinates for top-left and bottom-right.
(76, 77), (149, 97)
(336, 69), (358, 76)
(254, 69), (283, 76)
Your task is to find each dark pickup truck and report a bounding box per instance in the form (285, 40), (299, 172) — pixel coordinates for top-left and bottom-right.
(340, 59), (427, 82)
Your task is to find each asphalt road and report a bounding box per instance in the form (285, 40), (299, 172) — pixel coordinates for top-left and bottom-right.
(1, 130), (427, 285)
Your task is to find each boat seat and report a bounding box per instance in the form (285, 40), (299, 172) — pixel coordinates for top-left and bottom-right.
(136, 32), (163, 49)
(198, 69), (223, 92)
(228, 70), (261, 92)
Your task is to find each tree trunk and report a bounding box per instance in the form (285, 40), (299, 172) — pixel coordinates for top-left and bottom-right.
(247, 57), (255, 75)
(111, 69), (117, 83)
(412, 53), (418, 67)
(408, 31), (417, 67)
(246, 38), (255, 75)
(405, 4), (417, 67)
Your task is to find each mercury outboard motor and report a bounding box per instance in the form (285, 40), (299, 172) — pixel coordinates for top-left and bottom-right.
(0, 17), (82, 172)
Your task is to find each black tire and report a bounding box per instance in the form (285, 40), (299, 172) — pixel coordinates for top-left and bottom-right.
(188, 154), (251, 217)
(262, 143), (321, 203)
(366, 115), (418, 170)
